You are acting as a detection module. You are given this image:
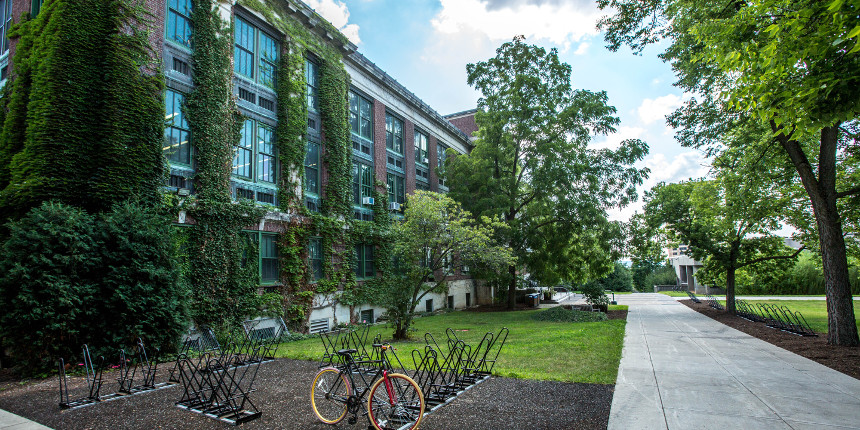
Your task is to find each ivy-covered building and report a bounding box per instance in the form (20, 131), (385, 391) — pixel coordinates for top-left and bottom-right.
(0, 0), (486, 332)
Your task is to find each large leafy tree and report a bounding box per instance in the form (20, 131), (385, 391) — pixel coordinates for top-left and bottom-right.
(382, 191), (512, 339)
(447, 37), (649, 309)
(644, 162), (802, 313)
(599, 0), (860, 345)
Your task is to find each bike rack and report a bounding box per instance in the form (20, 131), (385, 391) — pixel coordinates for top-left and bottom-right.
(175, 346), (263, 425)
(686, 291), (701, 303)
(58, 345), (104, 409)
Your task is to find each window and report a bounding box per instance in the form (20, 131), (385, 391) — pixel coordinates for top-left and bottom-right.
(167, 0), (192, 48)
(360, 309), (374, 324)
(437, 143), (448, 187)
(164, 89), (191, 166)
(305, 140), (320, 209)
(415, 131), (428, 165)
(466, 293), (471, 307)
(385, 114), (403, 154)
(260, 233), (279, 283)
(425, 299), (433, 313)
(352, 162), (373, 208)
(349, 91), (373, 154)
(354, 244), (374, 279)
(447, 295), (454, 309)
(387, 173), (405, 206)
(0, 1), (12, 54)
(309, 237), (323, 281)
(416, 182), (430, 191)
(234, 17), (279, 89)
(232, 119), (276, 185)
(306, 59), (319, 112)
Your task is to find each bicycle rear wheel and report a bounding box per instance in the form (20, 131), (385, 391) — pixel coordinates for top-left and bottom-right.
(367, 373), (425, 430)
(310, 367), (351, 424)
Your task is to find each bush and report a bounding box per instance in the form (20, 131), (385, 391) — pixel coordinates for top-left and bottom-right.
(580, 281), (610, 307)
(0, 201), (186, 372)
(531, 306), (607, 322)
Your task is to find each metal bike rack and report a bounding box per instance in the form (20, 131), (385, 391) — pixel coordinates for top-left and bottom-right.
(58, 345), (104, 409)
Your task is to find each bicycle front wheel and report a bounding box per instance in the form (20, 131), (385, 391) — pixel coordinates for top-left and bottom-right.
(367, 373), (425, 430)
(310, 367), (351, 424)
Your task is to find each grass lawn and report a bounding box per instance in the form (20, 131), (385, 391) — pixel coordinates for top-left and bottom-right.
(275, 305), (627, 385)
(722, 299), (860, 333)
(656, 291), (696, 297)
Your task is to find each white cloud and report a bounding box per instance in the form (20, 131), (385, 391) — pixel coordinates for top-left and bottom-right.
(637, 93), (685, 125)
(430, 0), (602, 50)
(305, 0), (361, 44)
(607, 151), (711, 223)
(591, 125), (645, 151)
(573, 42), (590, 55)
(644, 151), (710, 184)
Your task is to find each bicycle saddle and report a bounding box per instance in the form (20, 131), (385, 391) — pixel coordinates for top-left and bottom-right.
(337, 348), (357, 356)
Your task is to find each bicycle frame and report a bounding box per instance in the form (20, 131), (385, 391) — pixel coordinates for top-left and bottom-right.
(328, 346), (399, 423)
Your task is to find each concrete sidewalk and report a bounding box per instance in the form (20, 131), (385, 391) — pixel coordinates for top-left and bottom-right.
(609, 293), (860, 430)
(0, 408), (51, 430)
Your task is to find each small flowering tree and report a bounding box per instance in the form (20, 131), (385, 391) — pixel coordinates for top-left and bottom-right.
(384, 191), (513, 339)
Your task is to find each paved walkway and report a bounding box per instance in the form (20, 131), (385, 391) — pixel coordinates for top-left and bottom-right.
(609, 293), (860, 430)
(0, 408), (51, 430)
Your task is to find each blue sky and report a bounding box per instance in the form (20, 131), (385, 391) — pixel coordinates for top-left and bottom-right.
(304, 0), (712, 221)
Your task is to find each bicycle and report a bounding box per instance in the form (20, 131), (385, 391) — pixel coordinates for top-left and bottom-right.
(311, 344), (425, 430)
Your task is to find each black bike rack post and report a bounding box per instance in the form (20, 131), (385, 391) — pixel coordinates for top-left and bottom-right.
(59, 345), (105, 409)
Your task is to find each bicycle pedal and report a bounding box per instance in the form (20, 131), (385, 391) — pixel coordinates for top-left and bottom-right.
(348, 416), (357, 425)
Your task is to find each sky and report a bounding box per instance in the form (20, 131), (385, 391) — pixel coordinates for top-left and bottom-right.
(303, 0), (713, 222)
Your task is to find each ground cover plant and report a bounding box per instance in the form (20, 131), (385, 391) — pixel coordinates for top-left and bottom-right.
(531, 306), (609, 322)
(719, 299), (860, 334)
(275, 307), (627, 384)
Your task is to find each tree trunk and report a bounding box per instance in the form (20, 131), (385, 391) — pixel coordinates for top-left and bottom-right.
(726, 243), (738, 315)
(507, 264), (517, 310)
(725, 266), (736, 315)
(818, 207), (857, 346)
(777, 124), (859, 346)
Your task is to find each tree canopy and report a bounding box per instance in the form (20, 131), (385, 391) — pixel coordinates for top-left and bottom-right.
(447, 37), (648, 308)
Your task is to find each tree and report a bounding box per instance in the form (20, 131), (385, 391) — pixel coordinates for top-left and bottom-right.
(382, 191), (512, 340)
(594, 262), (633, 292)
(599, 0), (860, 345)
(447, 36), (649, 309)
(644, 172), (802, 313)
(627, 212), (671, 292)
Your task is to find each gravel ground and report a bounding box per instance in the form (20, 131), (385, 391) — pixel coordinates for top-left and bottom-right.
(0, 358), (613, 429)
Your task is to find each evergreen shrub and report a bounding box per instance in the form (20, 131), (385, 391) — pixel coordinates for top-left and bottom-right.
(0, 201), (186, 372)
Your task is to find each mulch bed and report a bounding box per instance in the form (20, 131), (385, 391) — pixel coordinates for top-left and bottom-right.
(682, 299), (860, 380)
(0, 358), (614, 429)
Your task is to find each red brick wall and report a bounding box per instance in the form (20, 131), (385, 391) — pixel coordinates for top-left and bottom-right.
(145, 0), (165, 61)
(448, 113), (478, 138)
(6, 0), (31, 72)
(373, 100), (387, 184)
(403, 119), (415, 195)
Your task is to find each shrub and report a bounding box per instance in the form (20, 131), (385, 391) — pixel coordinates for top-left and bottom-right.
(532, 306), (607, 322)
(0, 201), (186, 372)
(580, 281), (610, 308)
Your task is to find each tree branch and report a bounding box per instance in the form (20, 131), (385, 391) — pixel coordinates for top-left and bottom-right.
(738, 245), (805, 269)
(836, 186), (860, 199)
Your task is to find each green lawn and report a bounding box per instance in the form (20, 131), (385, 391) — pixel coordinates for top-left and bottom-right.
(275, 306), (627, 384)
(656, 291), (696, 297)
(724, 299), (860, 333)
